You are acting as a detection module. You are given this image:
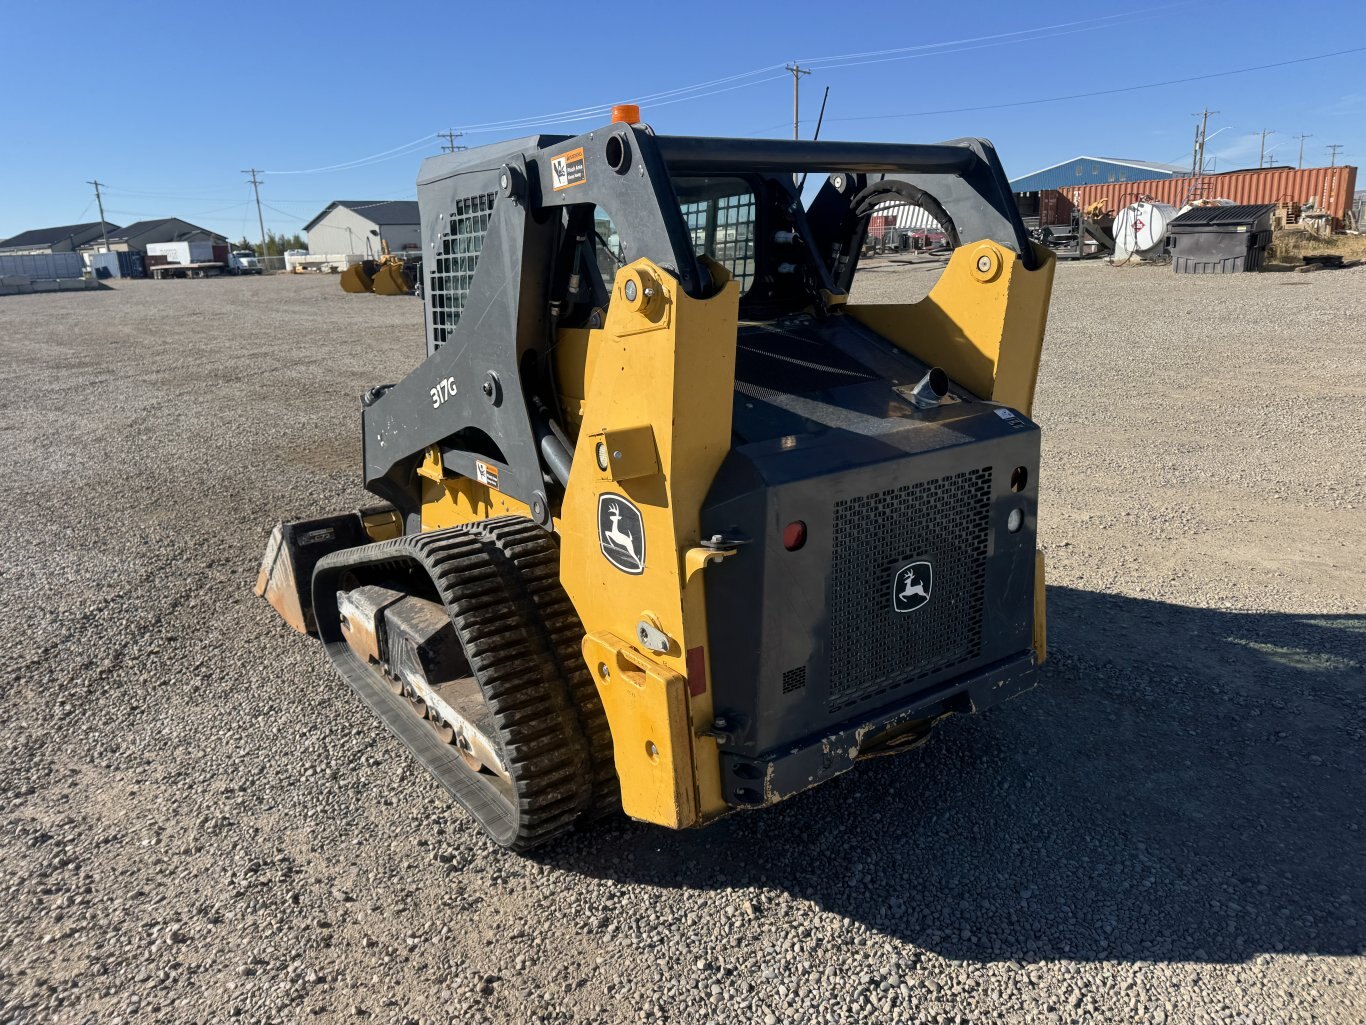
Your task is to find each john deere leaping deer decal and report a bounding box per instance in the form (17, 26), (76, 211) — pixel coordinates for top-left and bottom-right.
(597, 494), (645, 575)
(892, 561), (932, 613)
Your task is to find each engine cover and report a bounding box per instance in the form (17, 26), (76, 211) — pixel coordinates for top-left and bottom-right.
(700, 317), (1040, 800)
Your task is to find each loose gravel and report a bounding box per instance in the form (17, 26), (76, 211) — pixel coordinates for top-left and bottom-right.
(1, 263), (1363, 1025)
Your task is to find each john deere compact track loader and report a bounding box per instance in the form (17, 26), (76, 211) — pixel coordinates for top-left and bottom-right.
(257, 107), (1055, 849)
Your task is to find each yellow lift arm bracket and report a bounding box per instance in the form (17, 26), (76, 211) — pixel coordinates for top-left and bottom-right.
(846, 241), (1056, 416)
(558, 257), (740, 828)
(582, 632), (697, 827)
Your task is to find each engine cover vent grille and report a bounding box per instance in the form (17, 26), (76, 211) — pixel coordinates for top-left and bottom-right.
(828, 467), (992, 711)
(429, 191), (496, 349)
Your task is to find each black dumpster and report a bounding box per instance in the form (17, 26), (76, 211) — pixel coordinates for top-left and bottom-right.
(1168, 204), (1275, 274)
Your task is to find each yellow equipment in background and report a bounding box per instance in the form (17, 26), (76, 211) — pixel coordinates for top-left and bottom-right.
(340, 241), (418, 296)
(339, 260), (376, 293)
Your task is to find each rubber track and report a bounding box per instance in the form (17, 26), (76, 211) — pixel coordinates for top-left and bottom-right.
(470, 518), (621, 821)
(311, 519), (610, 850)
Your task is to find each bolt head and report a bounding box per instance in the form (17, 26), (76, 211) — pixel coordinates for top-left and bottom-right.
(481, 381), (493, 396)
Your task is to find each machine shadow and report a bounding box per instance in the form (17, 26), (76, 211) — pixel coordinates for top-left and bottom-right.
(539, 586), (1366, 965)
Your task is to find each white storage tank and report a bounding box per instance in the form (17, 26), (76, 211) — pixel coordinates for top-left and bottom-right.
(1112, 201), (1178, 261)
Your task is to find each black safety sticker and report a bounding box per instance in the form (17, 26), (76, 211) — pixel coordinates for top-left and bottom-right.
(475, 460), (499, 490)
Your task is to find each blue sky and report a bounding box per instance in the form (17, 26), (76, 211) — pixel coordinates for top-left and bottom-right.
(2, 0), (1363, 241)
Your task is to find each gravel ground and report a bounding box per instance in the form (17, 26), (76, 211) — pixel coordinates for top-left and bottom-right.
(1, 263), (1362, 1025)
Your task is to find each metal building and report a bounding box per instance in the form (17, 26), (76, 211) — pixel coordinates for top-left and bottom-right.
(303, 200), (420, 257)
(1009, 156), (1186, 192)
(0, 221), (121, 255)
(80, 218), (226, 254)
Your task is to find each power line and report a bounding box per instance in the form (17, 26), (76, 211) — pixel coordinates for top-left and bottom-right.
(794, 3), (1194, 67)
(260, 202), (308, 221)
(103, 200), (253, 218)
(438, 129), (465, 153)
(258, 6), (1184, 175)
(797, 45), (1366, 129)
(261, 72), (792, 174)
(101, 186), (252, 201)
(1326, 143), (1344, 166)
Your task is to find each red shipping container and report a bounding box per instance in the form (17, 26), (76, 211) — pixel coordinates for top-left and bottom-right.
(1054, 165), (1357, 231)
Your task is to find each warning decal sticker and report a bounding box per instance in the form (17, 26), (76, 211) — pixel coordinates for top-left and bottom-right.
(551, 147), (587, 191)
(475, 460), (500, 490)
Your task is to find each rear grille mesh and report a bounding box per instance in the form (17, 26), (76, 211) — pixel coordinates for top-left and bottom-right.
(429, 191), (495, 349)
(827, 468), (992, 711)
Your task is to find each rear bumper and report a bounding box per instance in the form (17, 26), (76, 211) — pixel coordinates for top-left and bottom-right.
(718, 650), (1037, 807)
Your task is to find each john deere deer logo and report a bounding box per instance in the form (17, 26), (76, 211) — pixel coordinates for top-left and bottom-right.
(598, 494), (645, 574)
(892, 561), (932, 613)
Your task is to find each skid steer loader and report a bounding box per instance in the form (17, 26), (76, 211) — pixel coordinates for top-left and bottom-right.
(257, 106), (1055, 849)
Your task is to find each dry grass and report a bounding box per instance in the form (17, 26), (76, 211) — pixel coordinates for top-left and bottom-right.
(1266, 228), (1366, 264)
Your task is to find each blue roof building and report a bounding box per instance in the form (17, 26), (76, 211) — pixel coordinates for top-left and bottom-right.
(1009, 156), (1187, 193)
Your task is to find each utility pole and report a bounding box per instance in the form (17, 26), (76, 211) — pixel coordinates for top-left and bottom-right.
(86, 180), (111, 253)
(1289, 134), (1311, 168)
(437, 129), (464, 153)
(1192, 107), (1218, 174)
(242, 169), (268, 263)
(1190, 123), (1201, 176)
(1258, 129), (1276, 168)
(785, 62), (812, 140)
(1326, 143), (1343, 167)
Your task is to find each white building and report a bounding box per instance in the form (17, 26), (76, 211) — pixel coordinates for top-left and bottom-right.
(303, 200), (420, 257)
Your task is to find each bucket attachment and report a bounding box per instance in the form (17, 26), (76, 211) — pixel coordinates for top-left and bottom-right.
(371, 261), (413, 295)
(255, 506), (402, 633)
(340, 261), (377, 293)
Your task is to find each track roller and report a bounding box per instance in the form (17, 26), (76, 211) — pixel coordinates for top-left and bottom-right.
(311, 517), (617, 849)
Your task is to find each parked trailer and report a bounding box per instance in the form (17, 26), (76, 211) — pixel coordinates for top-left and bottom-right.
(146, 241), (234, 279)
(149, 261), (226, 279)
